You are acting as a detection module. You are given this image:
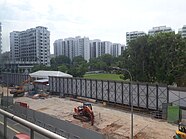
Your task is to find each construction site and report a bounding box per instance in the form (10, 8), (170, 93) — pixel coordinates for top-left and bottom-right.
(13, 96), (176, 139)
(1, 72), (186, 139)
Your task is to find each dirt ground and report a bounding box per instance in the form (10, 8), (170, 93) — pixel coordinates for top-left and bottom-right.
(14, 96), (177, 139)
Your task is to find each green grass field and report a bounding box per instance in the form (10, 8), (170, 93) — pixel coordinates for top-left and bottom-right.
(83, 73), (124, 81)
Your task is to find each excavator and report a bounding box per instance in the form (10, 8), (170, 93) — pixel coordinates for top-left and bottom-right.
(173, 123), (186, 139)
(10, 78), (31, 97)
(73, 102), (94, 126)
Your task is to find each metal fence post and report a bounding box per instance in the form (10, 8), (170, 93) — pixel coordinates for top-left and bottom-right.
(59, 78), (61, 96)
(96, 80), (97, 100)
(156, 84), (159, 110)
(30, 129), (34, 139)
(90, 80), (92, 98)
(167, 85), (169, 104)
(80, 79), (82, 96)
(146, 84), (149, 110)
(63, 78), (65, 96)
(71, 78), (73, 95)
(85, 79), (87, 97)
(102, 80), (103, 101)
(67, 78), (69, 95)
(4, 115), (7, 139)
(137, 83), (139, 107)
(114, 81), (116, 104)
(122, 82), (124, 104)
(75, 78), (77, 97)
(108, 81), (110, 102)
(129, 83), (131, 106)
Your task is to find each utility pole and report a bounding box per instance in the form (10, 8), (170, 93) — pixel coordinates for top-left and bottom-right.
(112, 67), (133, 139)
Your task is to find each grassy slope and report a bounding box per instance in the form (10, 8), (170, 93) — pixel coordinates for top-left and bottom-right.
(83, 73), (124, 81)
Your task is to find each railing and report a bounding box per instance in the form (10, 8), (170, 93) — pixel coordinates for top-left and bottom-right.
(0, 108), (65, 139)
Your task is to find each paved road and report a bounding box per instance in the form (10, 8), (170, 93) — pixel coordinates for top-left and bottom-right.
(0, 115), (50, 139)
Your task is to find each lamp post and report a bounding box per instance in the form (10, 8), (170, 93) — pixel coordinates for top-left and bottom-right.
(112, 67), (133, 139)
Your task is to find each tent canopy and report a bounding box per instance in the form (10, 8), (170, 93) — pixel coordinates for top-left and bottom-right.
(29, 70), (73, 79)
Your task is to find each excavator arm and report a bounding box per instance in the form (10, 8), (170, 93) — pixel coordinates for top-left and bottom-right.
(83, 106), (94, 125)
(10, 77), (32, 97)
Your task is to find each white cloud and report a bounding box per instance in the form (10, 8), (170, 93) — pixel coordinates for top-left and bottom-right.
(1, 0), (186, 53)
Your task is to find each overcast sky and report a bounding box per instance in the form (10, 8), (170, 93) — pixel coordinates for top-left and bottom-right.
(0, 0), (186, 53)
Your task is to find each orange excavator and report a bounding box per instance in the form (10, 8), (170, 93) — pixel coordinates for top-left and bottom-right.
(73, 102), (94, 126)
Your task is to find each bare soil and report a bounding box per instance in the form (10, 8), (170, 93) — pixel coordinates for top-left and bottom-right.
(13, 96), (177, 139)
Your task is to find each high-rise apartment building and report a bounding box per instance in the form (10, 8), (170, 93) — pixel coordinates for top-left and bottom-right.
(54, 36), (90, 61)
(178, 25), (186, 38)
(111, 43), (122, 57)
(53, 39), (64, 57)
(10, 31), (20, 61)
(10, 26), (50, 66)
(54, 36), (123, 61)
(126, 31), (146, 44)
(90, 39), (101, 58)
(79, 37), (90, 62)
(121, 45), (126, 52)
(148, 26), (173, 35)
(101, 41), (112, 55)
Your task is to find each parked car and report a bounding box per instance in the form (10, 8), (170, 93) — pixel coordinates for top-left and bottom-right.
(13, 133), (30, 139)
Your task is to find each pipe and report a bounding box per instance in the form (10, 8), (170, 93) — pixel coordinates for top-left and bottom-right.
(0, 109), (65, 139)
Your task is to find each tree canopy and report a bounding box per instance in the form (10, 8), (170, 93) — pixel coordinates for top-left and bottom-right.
(68, 56), (88, 77)
(121, 32), (186, 86)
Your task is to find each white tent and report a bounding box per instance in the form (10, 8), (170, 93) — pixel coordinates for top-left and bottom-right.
(29, 70), (73, 79)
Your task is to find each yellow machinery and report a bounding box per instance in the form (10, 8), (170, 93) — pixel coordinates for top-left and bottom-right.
(173, 123), (186, 139)
(10, 78), (31, 97)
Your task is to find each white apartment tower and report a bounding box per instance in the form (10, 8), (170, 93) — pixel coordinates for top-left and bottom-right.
(90, 40), (123, 58)
(10, 31), (20, 61)
(111, 43), (122, 57)
(178, 25), (186, 38)
(64, 37), (75, 60)
(126, 31), (146, 44)
(53, 36), (90, 62)
(54, 36), (122, 61)
(101, 41), (112, 55)
(90, 39), (101, 58)
(148, 26), (173, 35)
(79, 37), (90, 62)
(54, 39), (64, 57)
(10, 26), (50, 65)
(0, 22), (2, 55)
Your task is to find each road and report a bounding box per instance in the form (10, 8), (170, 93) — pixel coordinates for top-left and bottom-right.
(0, 115), (50, 139)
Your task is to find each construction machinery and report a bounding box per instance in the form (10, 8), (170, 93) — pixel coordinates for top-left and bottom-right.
(173, 123), (186, 139)
(10, 78), (31, 97)
(73, 102), (94, 125)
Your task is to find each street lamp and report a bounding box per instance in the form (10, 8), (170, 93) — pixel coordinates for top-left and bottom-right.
(112, 67), (133, 139)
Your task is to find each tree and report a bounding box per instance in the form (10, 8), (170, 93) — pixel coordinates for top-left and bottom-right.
(72, 56), (87, 66)
(68, 56), (88, 77)
(32, 64), (50, 72)
(88, 54), (114, 71)
(50, 55), (71, 70)
(119, 32), (186, 86)
(121, 35), (149, 82)
(58, 64), (68, 73)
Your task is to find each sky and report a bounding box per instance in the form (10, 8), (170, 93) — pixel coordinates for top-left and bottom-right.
(0, 0), (186, 54)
